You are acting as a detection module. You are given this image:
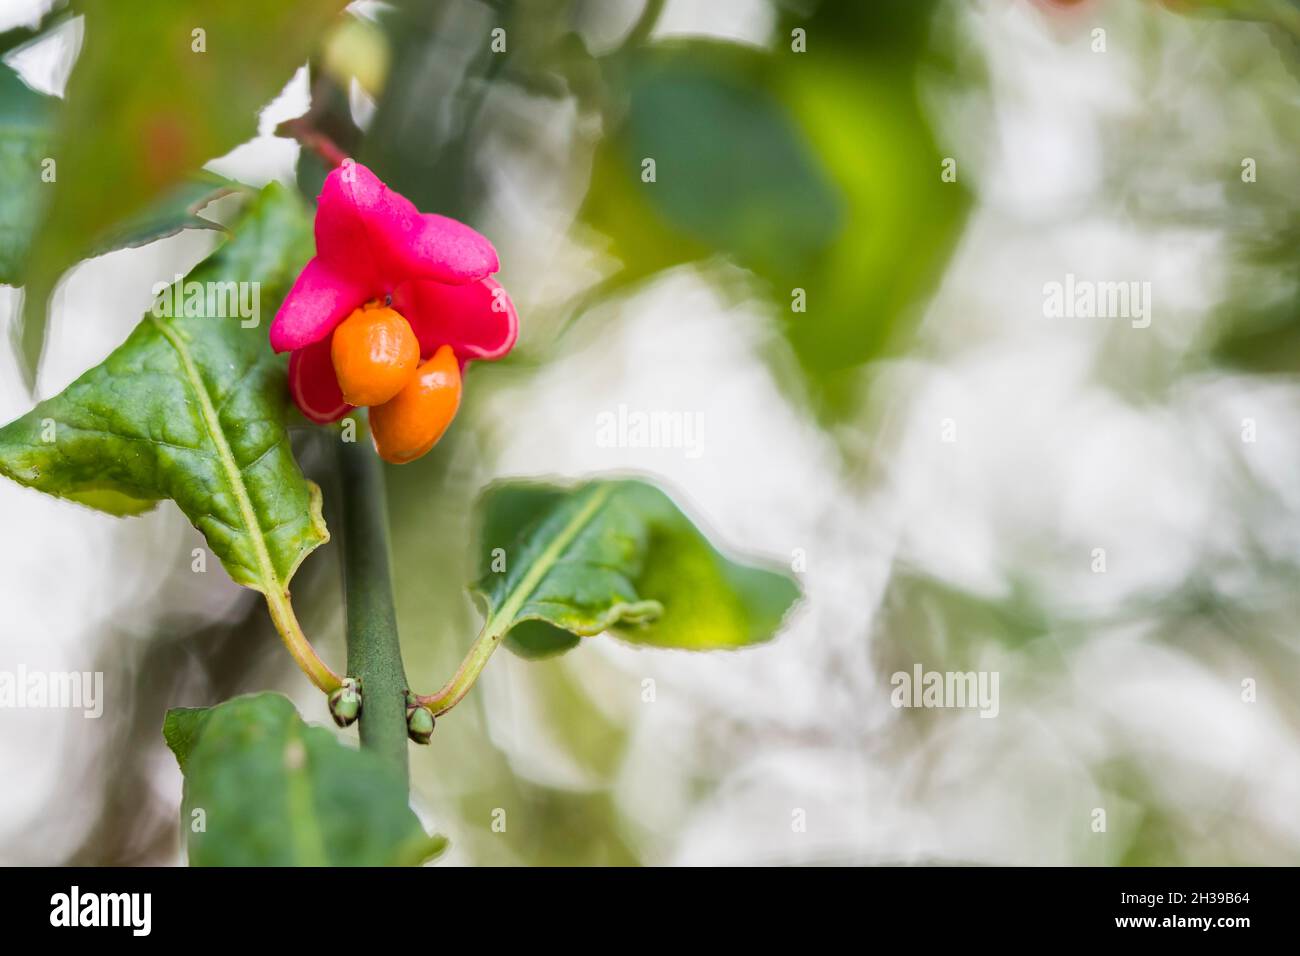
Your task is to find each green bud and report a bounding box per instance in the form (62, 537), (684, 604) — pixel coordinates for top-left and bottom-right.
(407, 705), (434, 744)
(329, 677), (363, 727)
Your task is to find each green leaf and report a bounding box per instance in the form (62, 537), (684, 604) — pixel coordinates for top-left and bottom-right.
(0, 183), (327, 594)
(87, 172), (238, 257)
(360, 0), (602, 220)
(0, 65), (236, 286)
(0, 2), (73, 59)
(16, 0), (349, 382)
(164, 694), (446, 866)
(473, 479), (800, 659)
(597, 46), (843, 286)
(0, 67), (55, 284)
(161, 707), (212, 773)
(580, 19), (971, 422)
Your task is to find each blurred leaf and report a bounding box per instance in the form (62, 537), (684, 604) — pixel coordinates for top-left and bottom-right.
(1212, 300), (1300, 372)
(1209, 229), (1300, 372)
(16, 0), (348, 384)
(586, 43), (842, 288)
(472, 478), (799, 658)
(775, 39), (970, 403)
(580, 9), (971, 420)
(0, 1), (72, 58)
(164, 693), (445, 866)
(0, 97), (234, 283)
(1166, 1), (1300, 80)
(0, 66), (53, 284)
(877, 571), (1053, 684)
(530, 655), (631, 780)
(0, 184), (327, 594)
(89, 173), (238, 255)
(1172, 0), (1300, 38)
(361, 0), (601, 218)
(280, 61), (363, 202)
(320, 12), (389, 97)
(359, 0), (499, 219)
(0, 58), (238, 282)
(279, 14), (388, 200)
(0, 10), (244, 287)
(456, 779), (639, 865)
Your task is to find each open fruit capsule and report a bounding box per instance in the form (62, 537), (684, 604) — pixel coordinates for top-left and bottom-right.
(288, 336), (351, 424)
(370, 345), (462, 464)
(330, 303), (420, 407)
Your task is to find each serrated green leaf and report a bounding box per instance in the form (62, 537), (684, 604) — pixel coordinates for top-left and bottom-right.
(473, 479), (799, 659)
(0, 183), (326, 594)
(16, 0), (349, 382)
(164, 694), (446, 866)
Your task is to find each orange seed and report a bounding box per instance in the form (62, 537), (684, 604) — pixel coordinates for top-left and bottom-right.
(330, 304), (420, 406)
(370, 345), (462, 464)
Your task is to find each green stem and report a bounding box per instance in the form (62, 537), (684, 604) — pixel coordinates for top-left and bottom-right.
(624, 0), (665, 49)
(337, 425), (409, 783)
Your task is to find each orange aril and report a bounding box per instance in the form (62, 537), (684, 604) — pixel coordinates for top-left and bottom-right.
(330, 303), (419, 406)
(370, 345), (462, 464)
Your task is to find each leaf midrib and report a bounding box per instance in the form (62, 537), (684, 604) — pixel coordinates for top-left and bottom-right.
(150, 316), (279, 593)
(283, 724), (328, 866)
(488, 483), (618, 636)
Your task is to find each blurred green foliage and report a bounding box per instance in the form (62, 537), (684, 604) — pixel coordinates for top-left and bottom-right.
(578, 0), (971, 419)
(359, 0), (602, 219)
(0, 65), (52, 282)
(12, 0), (348, 385)
(584, 42), (842, 291)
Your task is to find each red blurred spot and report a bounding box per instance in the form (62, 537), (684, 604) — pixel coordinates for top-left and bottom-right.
(141, 113), (192, 187)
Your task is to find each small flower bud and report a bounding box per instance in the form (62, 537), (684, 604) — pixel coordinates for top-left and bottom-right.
(329, 677), (363, 727)
(407, 704), (435, 744)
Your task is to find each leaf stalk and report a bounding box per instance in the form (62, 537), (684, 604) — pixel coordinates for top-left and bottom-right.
(265, 589), (343, 693)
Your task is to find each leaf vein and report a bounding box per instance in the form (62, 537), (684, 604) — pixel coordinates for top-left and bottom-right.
(148, 315), (281, 592)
